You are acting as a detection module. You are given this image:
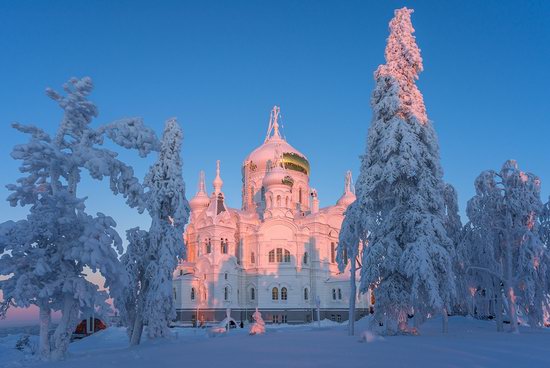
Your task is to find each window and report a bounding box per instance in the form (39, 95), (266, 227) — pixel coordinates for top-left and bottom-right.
(331, 242), (336, 263)
(272, 315), (279, 324)
(303, 252), (308, 265)
(191, 287), (195, 301)
(269, 248), (291, 263)
(224, 272), (228, 280)
(338, 289), (342, 300)
(299, 188), (303, 204)
(284, 249), (290, 263)
(272, 287), (279, 300)
(250, 186), (255, 203)
(224, 286), (229, 301)
(281, 287), (288, 301)
(173, 288), (176, 300)
(330, 314), (336, 322)
(206, 239), (211, 254)
(281, 315), (288, 323)
(251, 252), (255, 264)
(332, 289), (336, 300)
(337, 314), (342, 322)
(217, 193), (226, 214)
(276, 195), (281, 207)
(179, 269), (183, 276)
(285, 197), (289, 207)
(250, 287), (255, 301)
(304, 288), (309, 301)
(221, 238), (228, 254)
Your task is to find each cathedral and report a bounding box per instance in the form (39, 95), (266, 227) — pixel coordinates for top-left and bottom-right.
(173, 106), (371, 325)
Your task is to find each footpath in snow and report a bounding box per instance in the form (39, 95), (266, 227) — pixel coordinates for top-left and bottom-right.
(2, 316), (550, 368)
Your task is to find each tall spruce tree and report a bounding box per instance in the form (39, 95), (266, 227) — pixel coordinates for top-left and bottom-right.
(356, 8), (456, 334)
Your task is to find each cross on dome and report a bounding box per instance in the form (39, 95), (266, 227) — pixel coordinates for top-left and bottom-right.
(264, 105), (284, 142)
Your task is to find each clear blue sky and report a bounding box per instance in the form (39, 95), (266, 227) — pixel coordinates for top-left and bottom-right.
(1, 0), (549, 238)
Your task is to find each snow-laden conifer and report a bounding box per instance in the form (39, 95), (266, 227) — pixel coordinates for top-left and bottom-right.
(357, 8), (455, 334)
(125, 118), (189, 344)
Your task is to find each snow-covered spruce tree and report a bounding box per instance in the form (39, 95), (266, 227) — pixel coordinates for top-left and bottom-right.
(127, 118), (189, 344)
(357, 8), (456, 334)
(462, 160), (550, 332)
(443, 184), (468, 315)
(336, 201), (365, 336)
(0, 77), (158, 360)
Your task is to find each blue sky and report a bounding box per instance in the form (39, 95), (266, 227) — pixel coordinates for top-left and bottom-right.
(1, 0), (549, 240)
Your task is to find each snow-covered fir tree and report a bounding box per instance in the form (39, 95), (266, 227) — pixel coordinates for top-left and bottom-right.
(0, 77), (159, 360)
(125, 118), (189, 344)
(461, 160), (550, 332)
(356, 7), (456, 334)
(249, 308), (265, 335)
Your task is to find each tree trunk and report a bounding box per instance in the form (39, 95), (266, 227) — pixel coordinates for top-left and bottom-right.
(504, 236), (519, 334)
(442, 307), (448, 333)
(130, 317), (144, 346)
(348, 256), (357, 336)
(51, 296), (79, 360)
(495, 287), (504, 332)
(39, 305), (51, 360)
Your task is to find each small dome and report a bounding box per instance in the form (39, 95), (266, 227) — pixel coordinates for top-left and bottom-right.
(189, 192), (210, 211)
(262, 165), (288, 188)
(245, 138), (310, 177)
(336, 191), (356, 207)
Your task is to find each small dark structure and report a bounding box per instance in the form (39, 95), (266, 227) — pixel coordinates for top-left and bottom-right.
(73, 318), (107, 339)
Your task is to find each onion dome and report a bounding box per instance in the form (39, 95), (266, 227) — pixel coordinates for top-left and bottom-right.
(336, 171), (356, 207)
(212, 160), (223, 194)
(244, 106), (310, 177)
(262, 164), (287, 188)
(189, 171), (210, 211)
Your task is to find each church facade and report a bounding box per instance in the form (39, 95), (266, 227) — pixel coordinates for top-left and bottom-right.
(173, 106), (371, 325)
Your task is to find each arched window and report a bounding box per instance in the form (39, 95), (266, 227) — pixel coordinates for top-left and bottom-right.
(250, 287), (255, 301)
(332, 289), (336, 300)
(304, 288), (309, 300)
(221, 238), (228, 254)
(330, 242), (336, 263)
(276, 195), (281, 207)
(251, 252), (256, 264)
(206, 238), (211, 254)
(272, 287), (279, 300)
(270, 248), (291, 263)
(224, 272), (228, 280)
(224, 286), (229, 301)
(338, 289), (342, 300)
(303, 252), (308, 265)
(299, 188), (303, 204)
(281, 287), (288, 300)
(191, 287), (196, 301)
(269, 195), (273, 208)
(285, 197), (289, 207)
(217, 193), (226, 214)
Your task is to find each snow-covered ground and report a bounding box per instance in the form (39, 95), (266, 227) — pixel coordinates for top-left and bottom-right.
(2, 316), (550, 368)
